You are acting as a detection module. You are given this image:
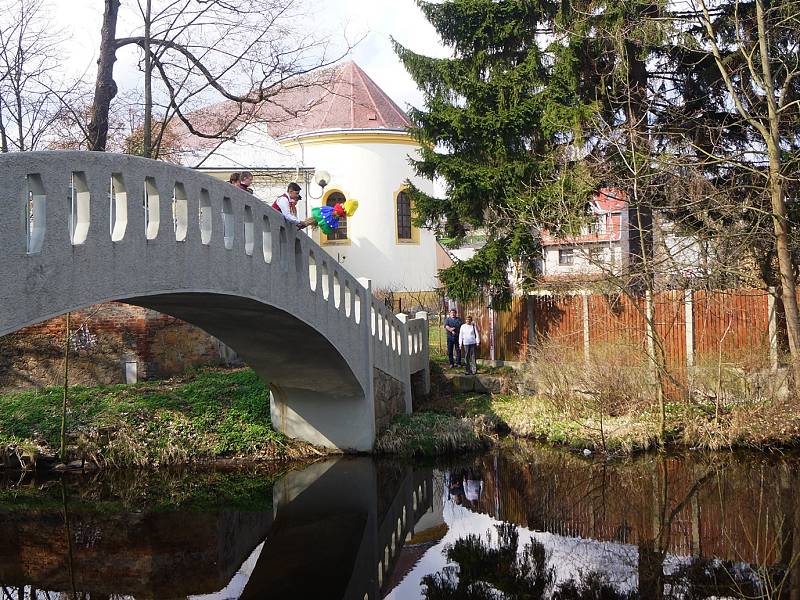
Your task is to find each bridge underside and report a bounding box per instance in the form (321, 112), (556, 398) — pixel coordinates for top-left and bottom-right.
(124, 293), (375, 451)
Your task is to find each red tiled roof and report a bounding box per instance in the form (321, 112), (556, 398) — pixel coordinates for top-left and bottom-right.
(592, 188), (627, 212)
(190, 61), (410, 140)
(267, 60), (411, 138)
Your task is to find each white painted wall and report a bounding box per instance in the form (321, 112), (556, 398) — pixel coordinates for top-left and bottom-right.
(283, 135), (439, 292)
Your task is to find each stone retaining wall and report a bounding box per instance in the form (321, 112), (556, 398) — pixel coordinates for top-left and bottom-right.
(0, 302), (235, 391)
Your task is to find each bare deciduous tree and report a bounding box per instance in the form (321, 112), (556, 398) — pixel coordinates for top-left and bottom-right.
(0, 0), (85, 152)
(87, 0), (351, 158)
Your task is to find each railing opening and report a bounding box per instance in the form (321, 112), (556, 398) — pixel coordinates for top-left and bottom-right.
(262, 215), (272, 263)
(308, 250), (317, 291)
(173, 182), (188, 242)
(344, 281), (352, 317)
(333, 271), (341, 308)
(222, 197), (234, 250)
(109, 173), (127, 242)
(371, 306), (376, 334)
(321, 261), (330, 300)
(25, 173), (45, 254)
(143, 177), (160, 240)
(69, 171), (90, 245)
(354, 289), (362, 324)
(199, 189), (212, 245)
(243, 205), (254, 256)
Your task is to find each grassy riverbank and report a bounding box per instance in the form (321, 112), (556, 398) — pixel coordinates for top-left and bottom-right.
(0, 368), (327, 468)
(404, 386), (800, 455)
(381, 340), (800, 455)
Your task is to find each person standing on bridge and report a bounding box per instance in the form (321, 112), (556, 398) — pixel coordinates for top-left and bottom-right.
(237, 171), (254, 194)
(459, 314), (480, 375)
(272, 182), (306, 229)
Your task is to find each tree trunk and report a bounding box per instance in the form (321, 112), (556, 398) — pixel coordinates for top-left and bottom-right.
(0, 103), (8, 152)
(142, 0), (152, 158)
(60, 311), (70, 461)
(770, 167), (800, 383)
(14, 86), (23, 151)
(87, 0), (121, 151)
(755, 0), (800, 385)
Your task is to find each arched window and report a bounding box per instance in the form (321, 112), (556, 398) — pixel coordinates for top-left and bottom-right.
(396, 190), (412, 240)
(326, 191), (347, 241)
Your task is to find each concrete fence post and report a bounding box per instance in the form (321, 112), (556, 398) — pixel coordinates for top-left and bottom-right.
(684, 289), (694, 368)
(645, 290), (657, 388)
(768, 287), (778, 372)
(415, 310), (431, 395)
(581, 292), (590, 364)
(488, 306), (496, 362)
(526, 295), (536, 358)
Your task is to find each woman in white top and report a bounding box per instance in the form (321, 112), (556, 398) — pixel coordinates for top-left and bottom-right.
(458, 315), (480, 375)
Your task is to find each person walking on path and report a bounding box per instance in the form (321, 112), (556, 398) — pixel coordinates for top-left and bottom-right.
(444, 309), (463, 368)
(459, 314), (480, 375)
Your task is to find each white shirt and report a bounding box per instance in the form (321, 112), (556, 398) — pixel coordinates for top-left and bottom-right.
(459, 323), (479, 346)
(273, 193), (301, 224)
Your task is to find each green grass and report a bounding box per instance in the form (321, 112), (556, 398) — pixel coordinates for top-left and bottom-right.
(0, 368), (317, 466)
(375, 412), (491, 456)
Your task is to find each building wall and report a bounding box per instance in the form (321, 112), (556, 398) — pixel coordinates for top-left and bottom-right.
(281, 133), (439, 292)
(0, 303), (234, 392)
(541, 211), (630, 278)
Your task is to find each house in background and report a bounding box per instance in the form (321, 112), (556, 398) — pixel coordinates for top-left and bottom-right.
(184, 61), (440, 296)
(538, 188), (651, 284)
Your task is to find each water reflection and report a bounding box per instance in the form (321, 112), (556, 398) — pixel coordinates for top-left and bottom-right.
(1, 445), (800, 599)
(392, 445), (800, 600)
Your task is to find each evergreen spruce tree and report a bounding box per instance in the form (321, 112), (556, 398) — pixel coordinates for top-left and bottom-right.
(394, 0), (596, 306)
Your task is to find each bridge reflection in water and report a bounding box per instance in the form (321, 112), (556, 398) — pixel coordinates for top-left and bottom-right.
(3, 446), (800, 599)
(0, 458), (434, 600)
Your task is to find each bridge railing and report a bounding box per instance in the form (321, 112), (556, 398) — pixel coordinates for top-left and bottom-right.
(2, 151), (429, 398)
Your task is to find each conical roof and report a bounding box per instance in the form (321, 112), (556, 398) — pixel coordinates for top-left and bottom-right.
(175, 61), (413, 167)
(265, 60), (412, 138)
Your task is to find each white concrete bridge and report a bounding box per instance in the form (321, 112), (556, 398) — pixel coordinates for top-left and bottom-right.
(0, 151), (430, 451)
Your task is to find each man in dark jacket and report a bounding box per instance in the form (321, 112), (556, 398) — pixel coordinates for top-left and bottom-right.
(444, 309), (463, 368)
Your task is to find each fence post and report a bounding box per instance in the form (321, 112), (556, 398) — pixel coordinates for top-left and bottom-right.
(526, 295), (536, 357)
(582, 292), (590, 364)
(645, 289), (657, 385)
(415, 311), (431, 395)
(768, 287), (778, 372)
(488, 306), (496, 363)
(684, 289), (694, 369)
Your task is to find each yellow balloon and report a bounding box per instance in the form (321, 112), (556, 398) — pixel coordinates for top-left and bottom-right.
(343, 199), (359, 217)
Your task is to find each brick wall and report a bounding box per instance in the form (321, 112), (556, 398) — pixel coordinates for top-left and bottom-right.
(0, 302), (238, 391)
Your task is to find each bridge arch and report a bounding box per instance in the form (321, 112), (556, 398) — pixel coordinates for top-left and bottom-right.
(0, 152), (429, 451)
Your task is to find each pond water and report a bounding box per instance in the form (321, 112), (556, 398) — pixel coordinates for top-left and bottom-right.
(2, 442), (800, 599)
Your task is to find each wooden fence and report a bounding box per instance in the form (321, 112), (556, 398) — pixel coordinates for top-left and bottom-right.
(460, 288), (776, 373)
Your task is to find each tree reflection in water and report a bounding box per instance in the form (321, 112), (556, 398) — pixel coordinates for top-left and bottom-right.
(422, 522), (635, 599)
(421, 521), (783, 600)
(427, 446), (800, 600)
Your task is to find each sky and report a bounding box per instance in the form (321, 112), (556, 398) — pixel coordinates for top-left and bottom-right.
(50, 0), (452, 113)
